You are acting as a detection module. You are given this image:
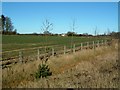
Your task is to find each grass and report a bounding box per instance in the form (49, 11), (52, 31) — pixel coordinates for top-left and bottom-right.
(2, 35), (110, 60)
(2, 40), (119, 88)
(2, 35), (108, 52)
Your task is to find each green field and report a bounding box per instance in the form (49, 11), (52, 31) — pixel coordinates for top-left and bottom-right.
(2, 35), (108, 52)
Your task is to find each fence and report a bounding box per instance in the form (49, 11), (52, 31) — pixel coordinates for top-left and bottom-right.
(1, 39), (111, 68)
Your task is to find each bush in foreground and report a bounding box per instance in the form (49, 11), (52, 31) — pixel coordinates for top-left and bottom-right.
(35, 63), (52, 79)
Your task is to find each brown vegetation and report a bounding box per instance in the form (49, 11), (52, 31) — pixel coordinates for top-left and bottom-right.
(2, 40), (119, 88)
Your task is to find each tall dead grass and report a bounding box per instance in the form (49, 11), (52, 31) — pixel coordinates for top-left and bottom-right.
(2, 40), (118, 88)
(48, 44), (117, 75)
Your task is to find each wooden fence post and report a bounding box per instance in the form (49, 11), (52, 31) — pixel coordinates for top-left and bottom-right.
(37, 48), (40, 60)
(97, 40), (99, 47)
(64, 46), (66, 55)
(105, 39), (107, 46)
(102, 40), (103, 45)
(45, 46), (46, 53)
(73, 44), (75, 53)
(52, 48), (54, 56)
(19, 51), (23, 63)
(93, 41), (94, 49)
(87, 42), (89, 48)
(81, 43), (83, 50)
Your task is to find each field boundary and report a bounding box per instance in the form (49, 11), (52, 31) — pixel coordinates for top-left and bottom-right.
(1, 39), (112, 69)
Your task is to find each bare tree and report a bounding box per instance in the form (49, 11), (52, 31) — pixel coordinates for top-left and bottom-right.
(70, 19), (78, 49)
(94, 26), (97, 36)
(107, 28), (111, 35)
(41, 19), (53, 45)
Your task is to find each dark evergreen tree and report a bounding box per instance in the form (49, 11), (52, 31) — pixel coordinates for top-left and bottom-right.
(1, 15), (6, 32)
(35, 63), (52, 79)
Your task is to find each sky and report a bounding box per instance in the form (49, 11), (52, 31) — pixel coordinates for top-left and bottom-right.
(2, 2), (118, 35)
(1, 0), (120, 2)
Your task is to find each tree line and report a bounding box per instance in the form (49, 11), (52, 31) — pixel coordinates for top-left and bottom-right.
(0, 15), (119, 39)
(0, 15), (17, 35)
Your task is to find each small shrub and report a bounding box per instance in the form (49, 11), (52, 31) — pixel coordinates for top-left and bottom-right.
(35, 63), (52, 79)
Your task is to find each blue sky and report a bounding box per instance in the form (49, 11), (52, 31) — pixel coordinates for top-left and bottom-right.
(2, 2), (118, 34)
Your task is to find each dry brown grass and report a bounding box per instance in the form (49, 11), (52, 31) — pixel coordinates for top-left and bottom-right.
(2, 40), (119, 88)
(2, 60), (42, 87)
(47, 45), (118, 75)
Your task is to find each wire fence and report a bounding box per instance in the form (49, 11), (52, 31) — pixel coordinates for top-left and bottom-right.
(1, 39), (111, 68)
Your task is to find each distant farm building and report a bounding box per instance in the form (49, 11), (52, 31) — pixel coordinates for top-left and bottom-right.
(61, 33), (66, 37)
